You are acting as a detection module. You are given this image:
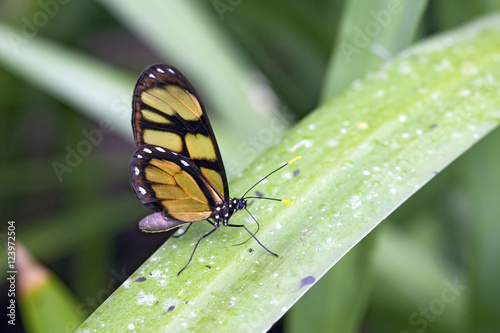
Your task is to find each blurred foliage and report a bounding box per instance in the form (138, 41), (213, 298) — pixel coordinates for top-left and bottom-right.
(1, 0), (499, 332)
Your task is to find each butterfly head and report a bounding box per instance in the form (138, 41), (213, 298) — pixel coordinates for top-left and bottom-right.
(213, 198), (247, 225)
(235, 198), (247, 211)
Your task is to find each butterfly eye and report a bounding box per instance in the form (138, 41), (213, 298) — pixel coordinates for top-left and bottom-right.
(236, 200), (246, 210)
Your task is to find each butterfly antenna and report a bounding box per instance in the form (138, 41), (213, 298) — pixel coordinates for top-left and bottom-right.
(244, 196), (293, 205)
(232, 157), (301, 247)
(241, 156), (301, 199)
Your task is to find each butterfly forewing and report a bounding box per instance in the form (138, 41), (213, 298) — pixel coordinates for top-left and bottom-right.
(132, 65), (228, 200)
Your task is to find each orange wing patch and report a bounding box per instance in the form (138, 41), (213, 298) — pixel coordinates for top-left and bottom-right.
(144, 157), (213, 222)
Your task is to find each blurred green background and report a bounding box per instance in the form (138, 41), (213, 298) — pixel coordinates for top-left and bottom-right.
(1, 0), (499, 332)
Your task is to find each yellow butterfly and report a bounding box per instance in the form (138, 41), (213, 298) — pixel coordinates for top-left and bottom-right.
(130, 64), (300, 275)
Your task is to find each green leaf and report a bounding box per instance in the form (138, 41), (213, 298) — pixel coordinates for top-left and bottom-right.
(76, 13), (500, 332)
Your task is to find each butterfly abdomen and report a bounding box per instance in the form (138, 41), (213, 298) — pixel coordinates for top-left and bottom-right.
(138, 211), (186, 233)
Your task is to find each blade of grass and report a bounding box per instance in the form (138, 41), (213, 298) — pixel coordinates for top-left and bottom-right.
(0, 22), (134, 141)
(76, 13), (500, 332)
(219, 0), (343, 114)
(462, 129), (500, 331)
(17, 244), (86, 333)
(368, 221), (468, 332)
(431, 1), (500, 30)
(321, 0), (429, 101)
(287, 236), (376, 333)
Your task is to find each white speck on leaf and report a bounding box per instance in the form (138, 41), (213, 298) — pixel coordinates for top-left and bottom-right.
(137, 291), (157, 306)
(374, 89), (385, 98)
(350, 195), (362, 210)
(327, 139), (338, 147)
(460, 89), (471, 97)
(290, 139), (313, 152)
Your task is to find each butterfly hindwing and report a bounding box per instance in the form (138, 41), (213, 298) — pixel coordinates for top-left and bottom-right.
(131, 144), (224, 227)
(132, 64), (228, 201)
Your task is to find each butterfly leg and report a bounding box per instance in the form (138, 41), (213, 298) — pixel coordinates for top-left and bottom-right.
(231, 206), (261, 246)
(177, 223), (219, 276)
(231, 219), (260, 247)
(226, 223), (278, 257)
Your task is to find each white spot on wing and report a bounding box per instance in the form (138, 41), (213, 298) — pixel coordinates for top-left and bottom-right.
(180, 159), (190, 167)
(139, 187), (147, 195)
(155, 147), (166, 152)
(167, 68), (175, 74)
(144, 148), (152, 153)
(134, 167), (140, 175)
(137, 154), (143, 159)
(157, 67), (165, 73)
(148, 73), (156, 79)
